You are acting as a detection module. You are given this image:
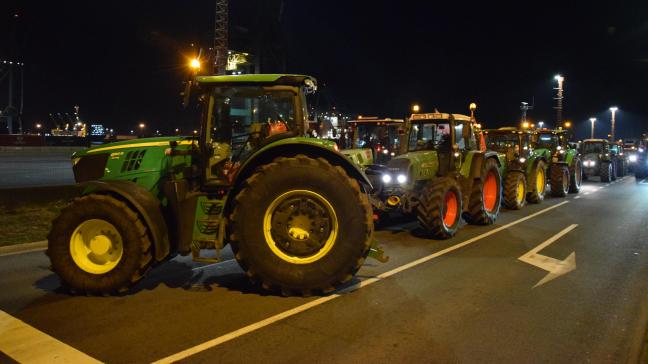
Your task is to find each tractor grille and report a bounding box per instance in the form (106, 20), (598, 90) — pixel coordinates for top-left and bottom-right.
(73, 153), (109, 182)
(121, 150), (146, 172)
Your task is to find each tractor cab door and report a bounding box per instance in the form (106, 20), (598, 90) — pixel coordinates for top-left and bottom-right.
(454, 120), (478, 170)
(201, 85), (301, 188)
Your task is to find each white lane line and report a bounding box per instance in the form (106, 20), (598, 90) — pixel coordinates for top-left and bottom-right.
(574, 196), (581, 199)
(191, 259), (235, 271)
(0, 310), (102, 363)
(584, 192), (591, 195)
(153, 200), (570, 364)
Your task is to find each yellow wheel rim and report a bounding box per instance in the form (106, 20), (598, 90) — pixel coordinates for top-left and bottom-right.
(517, 179), (525, 203)
(536, 168), (545, 194)
(69, 219), (123, 274)
(263, 190), (338, 265)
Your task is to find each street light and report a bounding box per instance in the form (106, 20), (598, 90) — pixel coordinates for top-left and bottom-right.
(189, 58), (201, 71)
(609, 107), (618, 142)
(538, 121), (544, 128)
(412, 104), (420, 113)
(589, 118), (596, 139)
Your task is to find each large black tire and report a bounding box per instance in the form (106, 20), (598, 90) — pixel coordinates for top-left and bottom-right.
(503, 171), (526, 210)
(550, 164), (570, 197)
(229, 155), (373, 295)
(636, 166), (648, 180)
(47, 194), (153, 294)
(611, 161), (618, 181)
(417, 177), (463, 239)
(463, 158), (502, 225)
(569, 158), (582, 193)
(600, 162), (612, 182)
(527, 160), (547, 204)
(616, 160), (626, 177)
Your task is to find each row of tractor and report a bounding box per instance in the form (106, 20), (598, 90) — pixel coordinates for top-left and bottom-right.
(339, 107), (584, 239)
(45, 74), (644, 298)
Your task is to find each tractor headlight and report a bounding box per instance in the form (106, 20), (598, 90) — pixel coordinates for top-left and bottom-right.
(382, 174), (392, 184)
(584, 160), (596, 167)
(559, 149), (565, 154)
(519, 157), (526, 163)
(397, 174), (407, 184)
(383, 149), (389, 155)
(629, 154), (638, 163)
(640, 148), (645, 153)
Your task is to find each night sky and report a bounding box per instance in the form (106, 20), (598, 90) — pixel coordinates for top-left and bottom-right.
(3, 1), (648, 139)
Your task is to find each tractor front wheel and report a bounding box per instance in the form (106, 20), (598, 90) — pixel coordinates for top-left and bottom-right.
(527, 160), (547, 204)
(600, 162), (612, 182)
(463, 158), (502, 225)
(550, 165), (570, 197)
(417, 177), (463, 239)
(503, 171), (526, 210)
(47, 194), (153, 294)
(229, 155), (373, 295)
(569, 158), (582, 193)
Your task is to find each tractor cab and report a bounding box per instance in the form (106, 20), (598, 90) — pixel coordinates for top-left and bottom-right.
(341, 117), (405, 166)
(534, 129), (573, 160)
(194, 74), (317, 187)
(483, 127), (533, 165)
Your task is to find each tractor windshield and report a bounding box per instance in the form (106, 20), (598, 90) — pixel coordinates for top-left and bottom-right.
(408, 121), (452, 152)
(535, 133), (559, 150)
(485, 133), (522, 154)
(351, 123), (400, 153)
(211, 87), (296, 161)
(582, 142), (604, 154)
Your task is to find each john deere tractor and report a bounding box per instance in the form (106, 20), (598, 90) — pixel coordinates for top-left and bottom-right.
(580, 139), (623, 182)
(380, 108), (503, 239)
(533, 129), (582, 196)
(47, 74), (376, 296)
(483, 128), (548, 209)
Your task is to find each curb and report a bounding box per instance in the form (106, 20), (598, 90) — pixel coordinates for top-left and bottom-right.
(0, 240), (48, 257)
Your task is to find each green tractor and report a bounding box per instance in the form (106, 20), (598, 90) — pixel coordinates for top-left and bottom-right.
(338, 117), (407, 215)
(580, 138), (624, 182)
(483, 128), (548, 209)
(381, 109), (503, 239)
(533, 129), (582, 196)
(47, 74), (377, 296)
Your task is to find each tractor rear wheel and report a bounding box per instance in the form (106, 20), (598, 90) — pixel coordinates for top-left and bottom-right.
(569, 158), (582, 193)
(611, 161), (618, 181)
(600, 162), (612, 182)
(229, 155), (373, 295)
(47, 194), (153, 294)
(463, 158), (502, 225)
(616, 160), (626, 177)
(550, 164), (570, 197)
(503, 171), (526, 210)
(527, 160), (547, 204)
(417, 177), (463, 239)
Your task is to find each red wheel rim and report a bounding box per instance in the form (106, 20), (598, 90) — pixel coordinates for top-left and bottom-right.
(483, 172), (498, 212)
(443, 191), (458, 227)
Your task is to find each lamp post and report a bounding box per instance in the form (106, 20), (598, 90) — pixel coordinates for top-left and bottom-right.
(609, 107), (618, 142)
(538, 121), (544, 129)
(411, 104), (420, 113)
(138, 122), (145, 137)
(589, 118), (596, 139)
(554, 75), (564, 125)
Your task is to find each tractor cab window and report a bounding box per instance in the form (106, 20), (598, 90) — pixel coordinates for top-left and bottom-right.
(408, 121), (452, 152)
(582, 142), (604, 154)
(211, 87), (296, 162)
(535, 133), (558, 150)
(486, 133), (520, 153)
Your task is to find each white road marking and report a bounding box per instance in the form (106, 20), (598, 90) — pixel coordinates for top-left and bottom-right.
(191, 259), (235, 271)
(153, 200), (570, 364)
(0, 310), (102, 363)
(574, 196), (581, 199)
(518, 224), (578, 288)
(584, 192), (591, 195)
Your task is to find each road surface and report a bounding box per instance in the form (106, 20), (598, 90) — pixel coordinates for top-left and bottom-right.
(1, 176), (648, 363)
(0, 148), (77, 188)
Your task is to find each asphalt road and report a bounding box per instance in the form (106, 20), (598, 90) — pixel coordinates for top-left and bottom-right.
(0, 148), (77, 188)
(2, 176), (648, 363)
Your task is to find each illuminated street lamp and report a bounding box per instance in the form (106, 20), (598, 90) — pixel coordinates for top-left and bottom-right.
(522, 121), (530, 129)
(564, 121), (572, 128)
(609, 107), (618, 142)
(589, 118), (596, 139)
(138, 122), (145, 137)
(411, 104), (420, 113)
(190, 58), (201, 72)
(538, 121), (544, 129)
(35, 123), (42, 129)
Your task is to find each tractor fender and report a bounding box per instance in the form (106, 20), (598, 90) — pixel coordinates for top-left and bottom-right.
(79, 180), (171, 262)
(468, 151), (501, 180)
(226, 142), (372, 216)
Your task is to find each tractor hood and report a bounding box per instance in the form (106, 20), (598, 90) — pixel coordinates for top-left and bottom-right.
(73, 136), (195, 158)
(387, 150), (439, 184)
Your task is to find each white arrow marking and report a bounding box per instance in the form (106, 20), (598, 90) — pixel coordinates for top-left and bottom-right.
(518, 224), (578, 288)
